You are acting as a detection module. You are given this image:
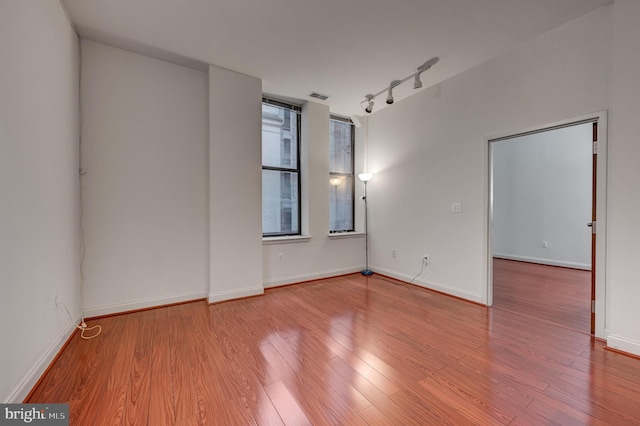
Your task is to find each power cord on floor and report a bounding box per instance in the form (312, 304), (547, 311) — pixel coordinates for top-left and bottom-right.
(57, 299), (101, 340)
(409, 259), (426, 283)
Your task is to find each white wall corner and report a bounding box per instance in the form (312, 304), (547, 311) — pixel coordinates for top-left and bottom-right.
(208, 286), (264, 303)
(83, 291), (207, 318)
(209, 65), (263, 298)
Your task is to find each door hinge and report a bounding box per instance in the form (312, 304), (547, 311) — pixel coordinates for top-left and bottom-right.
(592, 300), (596, 313)
(593, 141), (598, 154)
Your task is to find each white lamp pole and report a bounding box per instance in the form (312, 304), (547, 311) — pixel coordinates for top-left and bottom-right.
(358, 173), (373, 276)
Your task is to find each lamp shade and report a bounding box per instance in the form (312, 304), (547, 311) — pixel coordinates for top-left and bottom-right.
(358, 173), (373, 183)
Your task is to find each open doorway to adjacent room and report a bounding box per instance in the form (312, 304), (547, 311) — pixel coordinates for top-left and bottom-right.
(487, 113), (607, 336)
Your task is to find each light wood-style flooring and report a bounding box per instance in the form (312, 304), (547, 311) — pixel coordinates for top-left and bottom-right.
(28, 274), (640, 425)
(493, 258), (591, 333)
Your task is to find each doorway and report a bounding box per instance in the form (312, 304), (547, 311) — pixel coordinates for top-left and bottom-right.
(486, 112), (607, 337)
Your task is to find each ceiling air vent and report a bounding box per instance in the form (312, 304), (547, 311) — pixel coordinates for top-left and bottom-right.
(309, 92), (329, 101)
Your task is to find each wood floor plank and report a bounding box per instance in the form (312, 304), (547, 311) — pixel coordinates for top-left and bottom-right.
(124, 310), (154, 425)
(266, 330), (371, 420)
(69, 316), (126, 425)
(88, 383), (128, 426)
(326, 319), (437, 382)
(544, 370), (640, 425)
(311, 328), (401, 396)
(148, 308), (176, 425)
(525, 392), (598, 426)
(263, 380), (312, 426)
(493, 258), (591, 333)
(25, 273), (640, 425)
(259, 341), (342, 425)
(106, 314), (140, 390)
(206, 302), (279, 386)
(390, 388), (479, 425)
(207, 304), (284, 424)
(167, 305), (198, 424)
(327, 356), (426, 425)
(416, 372), (515, 425)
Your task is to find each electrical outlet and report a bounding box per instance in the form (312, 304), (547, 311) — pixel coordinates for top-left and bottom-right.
(392, 249), (397, 258)
(542, 240), (548, 248)
(423, 255), (429, 264)
(278, 253), (284, 262)
(452, 203), (462, 213)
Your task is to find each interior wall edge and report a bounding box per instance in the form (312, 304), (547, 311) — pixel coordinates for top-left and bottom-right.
(607, 335), (640, 358)
(492, 254), (591, 271)
(263, 266), (363, 288)
(83, 290), (208, 318)
(374, 267), (484, 304)
(208, 286), (264, 304)
(5, 314), (80, 403)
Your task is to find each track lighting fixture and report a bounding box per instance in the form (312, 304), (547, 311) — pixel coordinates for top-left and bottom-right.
(364, 94), (375, 113)
(386, 80), (400, 105)
(361, 57), (439, 114)
(413, 73), (423, 89)
(386, 87), (394, 105)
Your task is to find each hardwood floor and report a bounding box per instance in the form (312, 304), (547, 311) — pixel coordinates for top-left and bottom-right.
(28, 274), (640, 425)
(493, 258), (591, 333)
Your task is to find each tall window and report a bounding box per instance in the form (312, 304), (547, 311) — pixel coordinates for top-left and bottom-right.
(262, 99), (301, 236)
(329, 115), (355, 232)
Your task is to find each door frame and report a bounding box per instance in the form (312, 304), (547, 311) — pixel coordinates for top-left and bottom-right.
(485, 111), (608, 339)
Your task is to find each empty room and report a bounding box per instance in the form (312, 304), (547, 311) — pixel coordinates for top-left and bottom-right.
(2, 0), (640, 424)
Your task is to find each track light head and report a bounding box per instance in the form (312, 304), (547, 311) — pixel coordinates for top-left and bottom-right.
(365, 100), (374, 113)
(364, 94), (375, 113)
(413, 73), (423, 89)
(386, 80), (400, 105)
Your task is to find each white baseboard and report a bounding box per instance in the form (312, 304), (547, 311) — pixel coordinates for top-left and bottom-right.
(607, 335), (640, 357)
(493, 253), (591, 270)
(263, 266), (363, 289)
(209, 286), (264, 303)
(373, 267), (484, 304)
(5, 314), (80, 403)
(83, 290), (207, 318)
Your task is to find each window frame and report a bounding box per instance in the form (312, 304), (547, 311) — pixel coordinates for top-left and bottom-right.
(262, 97), (302, 237)
(329, 114), (355, 233)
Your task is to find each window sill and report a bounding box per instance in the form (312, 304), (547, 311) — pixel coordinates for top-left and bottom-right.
(328, 231), (366, 240)
(262, 235), (312, 245)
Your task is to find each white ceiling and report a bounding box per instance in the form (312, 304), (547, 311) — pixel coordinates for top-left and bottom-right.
(62, 0), (610, 117)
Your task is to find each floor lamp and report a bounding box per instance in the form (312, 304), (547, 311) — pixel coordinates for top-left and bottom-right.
(329, 177), (342, 229)
(359, 173), (373, 276)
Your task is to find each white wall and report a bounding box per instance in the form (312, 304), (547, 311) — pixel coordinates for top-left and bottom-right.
(492, 124), (592, 269)
(262, 102), (366, 287)
(366, 6), (610, 303)
(607, 0), (640, 356)
(0, 1), (81, 402)
(209, 65), (264, 302)
(80, 41), (209, 316)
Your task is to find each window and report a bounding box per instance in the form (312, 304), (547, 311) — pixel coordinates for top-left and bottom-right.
(262, 99), (301, 236)
(329, 115), (355, 232)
